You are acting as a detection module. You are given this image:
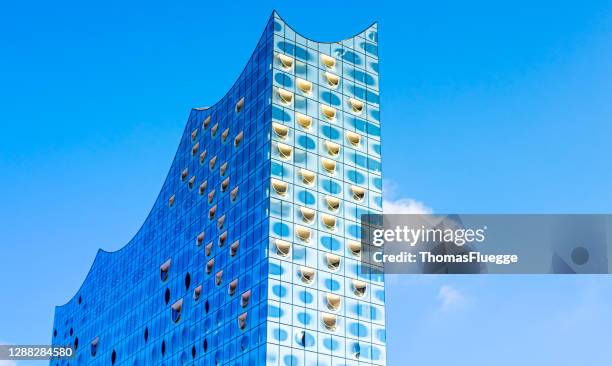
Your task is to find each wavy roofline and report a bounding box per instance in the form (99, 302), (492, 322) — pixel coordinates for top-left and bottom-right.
(54, 10), (378, 310)
(192, 11), (378, 111)
(273, 10), (378, 45)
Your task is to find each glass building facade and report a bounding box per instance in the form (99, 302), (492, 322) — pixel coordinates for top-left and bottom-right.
(51, 12), (384, 366)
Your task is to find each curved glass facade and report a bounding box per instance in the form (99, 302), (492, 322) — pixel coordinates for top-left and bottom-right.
(51, 12), (385, 366)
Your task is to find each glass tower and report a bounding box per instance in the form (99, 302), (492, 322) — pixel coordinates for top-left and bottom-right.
(51, 12), (385, 366)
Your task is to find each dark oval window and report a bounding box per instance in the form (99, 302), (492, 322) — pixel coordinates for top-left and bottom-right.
(205, 300), (209, 313)
(144, 327), (149, 342)
(185, 272), (191, 290)
(74, 337), (78, 350)
(161, 341), (166, 357)
(78, 296), (82, 305)
(191, 346), (196, 359)
(53, 329), (57, 337)
(70, 328), (73, 336)
(111, 350), (116, 365)
(164, 288), (170, 305)
(203, 339), (208, 352)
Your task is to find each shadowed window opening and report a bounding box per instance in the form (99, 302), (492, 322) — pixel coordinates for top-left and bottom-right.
(230, 240), (239, 257)
(275, 239), (291, 257)
(197, 232), (205, 246)
(346, 131), (361, 146)
(236, 97), (244, 113)
(277, 53), (293, 69)
(324, 141), (340, 157)
(276, 142), (292, 159)
(300, 207), (315, 223)
(351, 185), (366, 201)
(326, 293), (341, 311)
(234, 131), (243, 147)
(199, 180), (208, 195)
(300, 266), (315, 284)
(90, 337), (99, 357)
(352, 279), (367, 297)
(321, 157), (336, 173)
(185, 272), (191, 290)
(348, 240), (362, 257)
(271, 179), (288, 196)
(278, 88), (293, 104)
(322, 313), (337, 331)
(181, 168), (188, 181)
(299, 169), (316, 185)
(321, 54), (336, 68)
(219, 231), (227, 247)
(296, 113), (312, 130)
(229, 279), (238, 296)
(241, 290), (251, 308)
(296, 226), (311, 242)
(321, 105), (336, 120)
(192, 142), (199, 156)
(207, 259), (215, 274)
(217, 215), (225, 229)
(352, 343), (361, 359)
(171, 299), (183, 323)
(215, 270), (223, 286)
(194, 285), (202, 301)
(160, 259), (171, 282)
(272, 122), (288, 139)
(326, 253), (341, 270)
(164, 288), (170, 305)
(231, 186), (239, 201)
(238, 312), (248, 330)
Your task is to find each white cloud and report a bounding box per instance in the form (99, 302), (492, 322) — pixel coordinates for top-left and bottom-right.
(438, 285), (467, 311)
(382, 179), (432, 215)
(383, 198), (432, 215)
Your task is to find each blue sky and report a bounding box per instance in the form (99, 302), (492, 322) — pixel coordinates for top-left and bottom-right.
(1, 0), (612, 365)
